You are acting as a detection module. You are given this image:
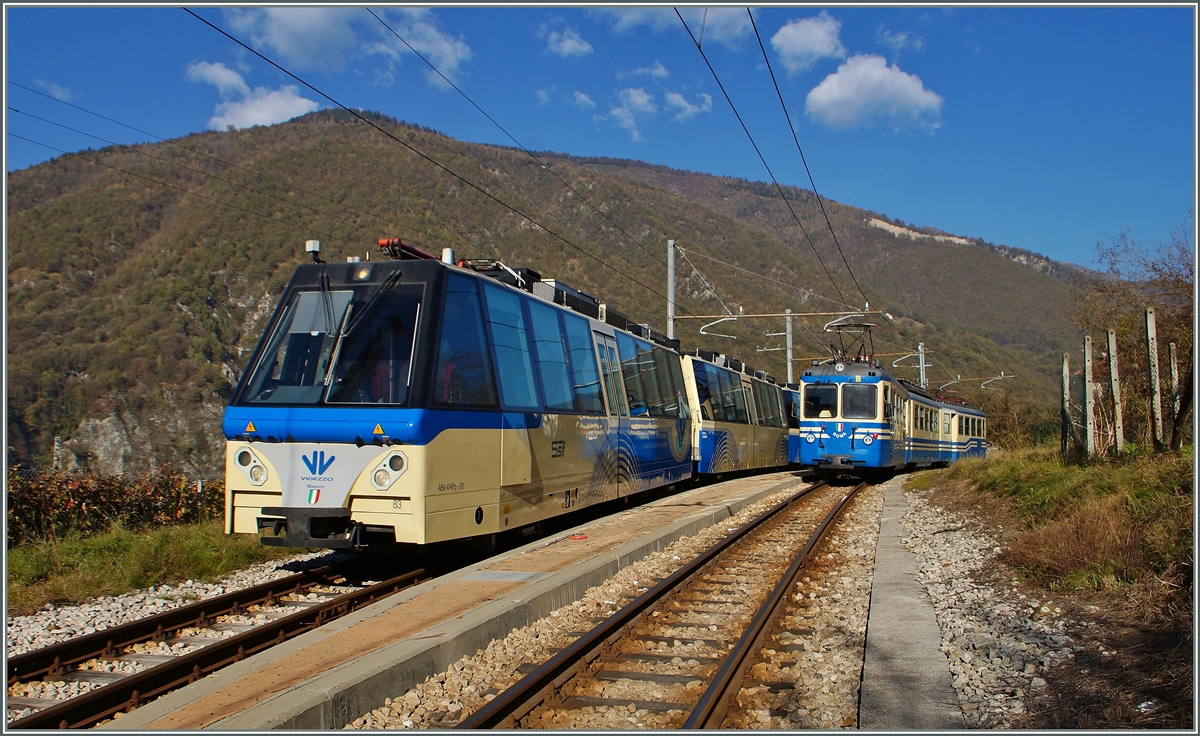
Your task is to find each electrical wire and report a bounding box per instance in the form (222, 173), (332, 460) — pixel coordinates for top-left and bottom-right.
(365, 7), (670, 272)
(746, 8), (870, 310)
(677, 246), (853, 310)
(183, 8), (680, 310)
(673, 7), (847, 307)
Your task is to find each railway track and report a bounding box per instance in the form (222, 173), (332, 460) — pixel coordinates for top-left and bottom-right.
(456, 480), (867, 729)
(6, 564), (427, 729)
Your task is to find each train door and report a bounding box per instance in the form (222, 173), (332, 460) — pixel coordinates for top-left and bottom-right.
(593, 332), (629, 496)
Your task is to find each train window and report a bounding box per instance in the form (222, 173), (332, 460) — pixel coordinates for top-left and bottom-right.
(481, 283), (540, 411)
(527, 301), (575, 412)
(841, 384), (876, 420)
(714, 367), (739, 423)
(653, 349), (685, 418)
(616, 333), (648, 416)
(726, 372), (750, 424)
(943, 414), (950, 435)
(637, 341), (666, 417)
(783, 390), (801, 429)
(241, 289), (354, 404)
(693, 362), (714, 421)
(326, 291), (420, 405)
(563, 314), (603, 414)
(803, 385), (838, 419)
(434, 275), (499, 408)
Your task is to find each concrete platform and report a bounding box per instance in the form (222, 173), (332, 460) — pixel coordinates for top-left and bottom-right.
(104, 472), (811, 730)
(859, 476), (965, 729)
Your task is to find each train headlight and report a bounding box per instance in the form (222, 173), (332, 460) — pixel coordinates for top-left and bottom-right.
(863, 435), (874, 446)
(234, 447), (268, 486)
(370, 451), (409, 491)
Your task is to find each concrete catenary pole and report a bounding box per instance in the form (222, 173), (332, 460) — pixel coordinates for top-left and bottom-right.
(785, 308), (794, 384)
(1107, 329), (1124, 456)
(1169, 342), (1180, 417)
(1084, 335), (1095, 458)
(1146, 308), (1164, 450)
(667, 240), (676, 341)
(918, 342), (928, 389)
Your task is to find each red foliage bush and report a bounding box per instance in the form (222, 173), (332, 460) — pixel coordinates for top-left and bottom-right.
(6, 467), (224, 547)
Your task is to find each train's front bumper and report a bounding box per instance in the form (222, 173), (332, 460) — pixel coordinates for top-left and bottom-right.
(258, 507), (362, 549)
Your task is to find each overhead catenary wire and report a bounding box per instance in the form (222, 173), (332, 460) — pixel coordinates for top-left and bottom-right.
(182, 8), (683, 312)
(673, 6), (848, 308)
(365, 7), (670, 272)
(746, 8), (870, 310)
(676, 246), (853, 311)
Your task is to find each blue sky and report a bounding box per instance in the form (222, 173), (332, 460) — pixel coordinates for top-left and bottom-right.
(5, 5), (1195, 268)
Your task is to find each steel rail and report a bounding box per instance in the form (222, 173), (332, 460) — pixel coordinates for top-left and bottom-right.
(8, 568), (426, 729)
(684, 482), (867, 728)
(7, 565), (344, 685)
(455, 480), (827, 730)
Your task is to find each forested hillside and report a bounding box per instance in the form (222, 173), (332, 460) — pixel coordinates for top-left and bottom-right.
(6, 109), (1079, 474)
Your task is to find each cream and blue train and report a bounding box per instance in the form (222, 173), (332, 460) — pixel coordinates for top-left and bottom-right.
(797, 360), (986, 478)
(223, 250), (797, 549)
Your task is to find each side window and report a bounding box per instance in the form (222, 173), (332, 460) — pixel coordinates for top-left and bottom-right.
(481, 283), (540, 411)
(943, 413), (950, 435)
(637, 341), (666, 417)
(616, 333), (647, 416)
(527, 301), (575, 412)
(562, 314), (603, 414)
(693, 362), (714, 421)
(653, 349), (682, 418)
(434, 275), (499, 408)
(730, 375), (749, 424)
(715, 368), (738, 423)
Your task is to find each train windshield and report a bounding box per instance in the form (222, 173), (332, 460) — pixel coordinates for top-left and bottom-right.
(803, 384), (838, 418)
(240, 290), (354, 404)
(841, 384), (877, 419)
(239, 288), (422, 406)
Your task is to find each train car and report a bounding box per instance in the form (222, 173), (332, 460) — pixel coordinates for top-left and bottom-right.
(797, 359), (906, 477)
(223, 248), (693, 549)
(797, 359), (986, 478)
(901, 380), (987, 464)
(679, 351), (790, 475)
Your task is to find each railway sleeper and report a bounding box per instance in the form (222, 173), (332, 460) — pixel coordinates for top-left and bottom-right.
(593, 670), (705, 685)
(559, 695), (684, 713)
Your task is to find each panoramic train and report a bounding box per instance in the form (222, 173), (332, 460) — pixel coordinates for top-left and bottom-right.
(222, 239), (800, 549)
(796, 358), (987, 478)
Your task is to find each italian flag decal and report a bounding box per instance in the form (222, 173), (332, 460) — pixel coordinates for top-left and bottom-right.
(308, 489), (321, 505)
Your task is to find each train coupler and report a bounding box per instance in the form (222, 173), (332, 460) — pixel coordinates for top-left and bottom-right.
(257, 507), (365, 549)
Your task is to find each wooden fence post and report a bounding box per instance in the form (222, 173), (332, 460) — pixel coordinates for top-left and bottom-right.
(1146, 308), (1164, 451)
(1061, 352), (1071, 457)
(1084, 335), (1095, 458)
(1107, 329), (1124, 456)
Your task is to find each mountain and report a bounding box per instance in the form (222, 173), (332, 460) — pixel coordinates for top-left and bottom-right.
(6, 109), (1080, 475)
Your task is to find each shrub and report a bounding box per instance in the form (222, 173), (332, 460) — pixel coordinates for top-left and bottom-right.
(6, 467), (224, 548)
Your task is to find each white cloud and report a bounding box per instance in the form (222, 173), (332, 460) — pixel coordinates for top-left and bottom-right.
(771, 11), (846, 76)
(664, 91), (712, 121)
(877, 26), (924, 55)
(225, 7), (360, 71)
(34, 78), (77, 102)
(367, 8), (473, 88)
(573, 91), (596, 110)
(209, 87), (320, 131)
(186, 61), (250, 98)
(604, 87), (657, 141)
(535, 89), (551, 106)
(546, 27), (593, 58)
(188, 61), (318, 130)
(631, 61), (669, 80)
(593, 7), (754, 49)
(805, 54), (943, 131)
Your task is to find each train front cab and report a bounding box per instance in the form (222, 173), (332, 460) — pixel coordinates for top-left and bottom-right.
(798, 362), (905, 475)
(680, 355), (790, 475)
(224, 260), (692, 549)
